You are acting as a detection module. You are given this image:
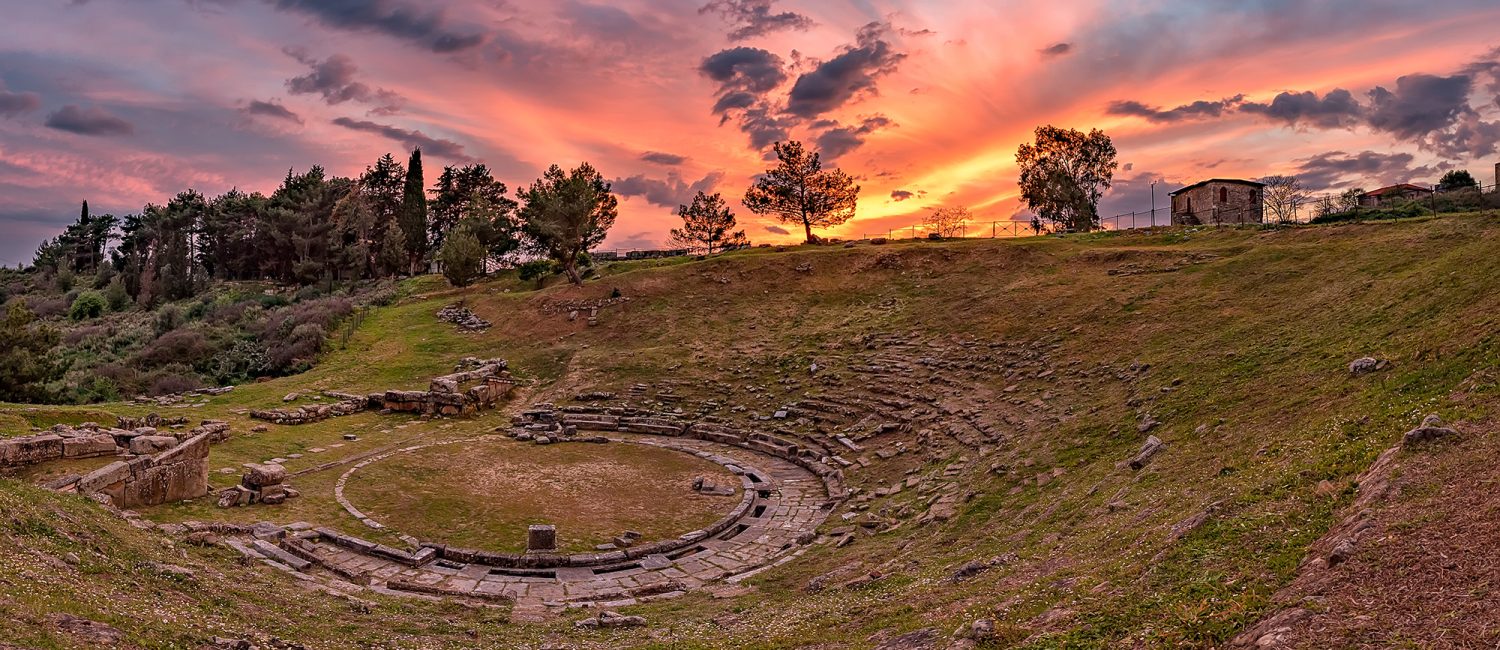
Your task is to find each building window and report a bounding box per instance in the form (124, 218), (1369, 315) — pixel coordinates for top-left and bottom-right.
(1219, 187), (1228, 202)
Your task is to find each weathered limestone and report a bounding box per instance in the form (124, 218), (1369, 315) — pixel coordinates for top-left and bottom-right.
(1128, 435), (1166, 470)
(219, 462), (298, 507)
(76, 432), (212, 508)
(251, 358), (516, 424)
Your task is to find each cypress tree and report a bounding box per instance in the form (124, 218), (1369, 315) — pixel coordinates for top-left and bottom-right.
(399, 148), (428, 274)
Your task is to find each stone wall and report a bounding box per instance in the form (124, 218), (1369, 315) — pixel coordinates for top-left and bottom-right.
(1171, 181), (1264, 225)
(73, 431), (212, 508)
(508, 404), (848, 500)
(1, 419), (229, 470)
(251, 358), (515, 424)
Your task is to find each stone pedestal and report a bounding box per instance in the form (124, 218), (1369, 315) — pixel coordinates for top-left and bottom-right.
(527, 524), (556, 553)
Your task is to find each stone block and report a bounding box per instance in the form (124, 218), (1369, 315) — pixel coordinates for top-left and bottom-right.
(0, 434), (64, 467)
(527, 524), (557, 552)
(128, 435), (178, 455)
(62, 434), (119, 459)
(241, 463), (287, 488)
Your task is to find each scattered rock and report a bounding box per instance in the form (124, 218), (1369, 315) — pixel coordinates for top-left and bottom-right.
(1401, 413), (1458, 446)
(574, 610), (646, 629)
(1128, 435), (1166, 470)
(48, 613), (125, 646)
(1348, 356), (1389, 376)
(436, 304), (491, 332)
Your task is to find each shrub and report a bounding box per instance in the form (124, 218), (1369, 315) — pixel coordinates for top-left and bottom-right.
(63, 324), (111, 346)
(1310, 201), (1428, 224)
(104, 277), (130, 312)
(135, 328), (211, 368)
(154, 304), (184, 335)
(254, 296), (353, 374)
(205, 339), (269, 383)
(54, 268), (75, 292)
(68, 291), (107, 320)
(440, 227), (486, 287)
(27, 295), (70, 319)
(294, 284), (324, 302)
(146, 365), (204, 396)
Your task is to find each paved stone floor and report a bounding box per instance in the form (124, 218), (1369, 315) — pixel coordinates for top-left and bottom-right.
(280, 435), (833, 617)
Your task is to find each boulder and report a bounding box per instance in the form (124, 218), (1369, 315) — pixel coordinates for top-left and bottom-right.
(241, 463), (287, 488)
(1401, 414), (1459, 446)
(1348, 356), (1388, 376)
(1127, 435), (1166, 470)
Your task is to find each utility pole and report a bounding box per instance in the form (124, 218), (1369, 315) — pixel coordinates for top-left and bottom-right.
(1150, 180), (1157, 227)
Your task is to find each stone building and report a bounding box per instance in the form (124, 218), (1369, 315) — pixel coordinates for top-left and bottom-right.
(1359, 183), (1433, 208)
(1170, 179), (1265, 225)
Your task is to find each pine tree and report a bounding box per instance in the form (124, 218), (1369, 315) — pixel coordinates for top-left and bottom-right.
(378, 222), (407, 277)
(399, 148), (428, 274)
(0, 301), (65, 402)
(518, 163), (618, 286)
(743, 141), (860, 243)
(667, 191), (748, 254)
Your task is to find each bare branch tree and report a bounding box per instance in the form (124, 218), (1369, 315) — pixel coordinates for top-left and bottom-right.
(1260, 175), (1310, 224)
(923, 206), (970, 238)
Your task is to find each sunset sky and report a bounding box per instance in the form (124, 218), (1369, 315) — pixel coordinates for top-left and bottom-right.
(2, 0), (1499, 265)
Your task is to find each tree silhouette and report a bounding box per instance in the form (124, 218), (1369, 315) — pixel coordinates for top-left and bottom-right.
(667, 191), (749, 254)
(743, 141), (859, 243)
(1016, 126), (1117, 232)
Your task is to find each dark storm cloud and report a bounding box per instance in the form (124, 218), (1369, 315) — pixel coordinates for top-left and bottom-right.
(786, 22), (906, 118)
(1108, 49), (1500, 157)
(1239, 89), (1363, 129)
(44, 105), (134, 136)
(1039, 43), (1072, 57)
(700, 47), (792, 150)
(890, 189), (914, 201)
(267, 0), (484, 53)
(0, 81), (42, 118)
(640, 151), (687, 165)
(331, 117), (471, 161)
(813, 115), (894, 161)
(1365, 73), (1473, 140)
(284, 49), (404, 115)
(764, 224), (789, 235)
(1106, 96), (1244, 123)
(700, 47), (787, 95)
(243, 99), (302, 124)
(612, 170), (725, 208)
(1293, 150), (1421, 191)
(699, 0), (814, 41)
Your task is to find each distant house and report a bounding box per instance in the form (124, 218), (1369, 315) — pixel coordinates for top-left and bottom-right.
(1169, 179), (1265, 225)
(1359, 184), (1432, 207)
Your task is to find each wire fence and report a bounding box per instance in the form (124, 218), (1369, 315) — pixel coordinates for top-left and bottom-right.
(858, 181), (1500, 242)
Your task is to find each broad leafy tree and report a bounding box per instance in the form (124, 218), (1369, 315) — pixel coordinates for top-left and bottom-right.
(519, 163), (618, 286)
(667, 191), (748, 254)
(743, 141), (859, 243)
(1016, 126), (1117, 232)
(1437, 169), (1479, 192)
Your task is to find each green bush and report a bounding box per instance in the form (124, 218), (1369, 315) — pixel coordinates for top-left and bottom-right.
(68, 291), (107, 321)
(1310, 202), (1429, 224)
(104, 277), (130, 312)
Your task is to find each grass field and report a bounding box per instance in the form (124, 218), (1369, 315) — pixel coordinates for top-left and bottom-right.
(2, 214), (1498, 648)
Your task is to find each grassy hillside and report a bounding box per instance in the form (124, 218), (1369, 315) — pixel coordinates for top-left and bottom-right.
(3, 213), (1498, 648)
